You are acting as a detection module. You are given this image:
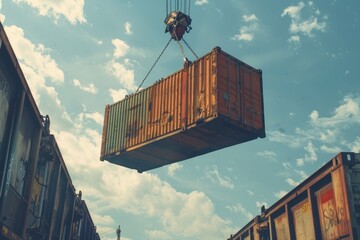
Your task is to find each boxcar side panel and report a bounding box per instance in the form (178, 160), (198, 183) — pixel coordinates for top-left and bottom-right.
(291, 199), (315, 240)
(274, 213), (290, 240)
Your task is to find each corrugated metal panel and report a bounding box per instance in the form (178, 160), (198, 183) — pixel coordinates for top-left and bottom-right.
(101, 47), (265, 172)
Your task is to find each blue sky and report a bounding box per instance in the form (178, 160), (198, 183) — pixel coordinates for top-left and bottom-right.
(1, 0), (360, 239)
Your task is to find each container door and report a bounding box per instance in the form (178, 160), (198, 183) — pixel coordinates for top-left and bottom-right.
(241, 65), (263, 130)
(274, 213), (290, 240)
(291, 199), (315, 240)
(0, 55), (18, 188)
(348, 160), (360, 238)
(316, 181), (350, 240)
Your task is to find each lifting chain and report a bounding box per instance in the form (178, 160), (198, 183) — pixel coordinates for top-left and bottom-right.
(182, 38), (198, 59)
(174, 32), (187, 61)
(173, 30), (198, 61)
(136, 37), (172, 93)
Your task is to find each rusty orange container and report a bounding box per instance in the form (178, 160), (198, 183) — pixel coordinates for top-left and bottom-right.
(100, 47), (265, 172)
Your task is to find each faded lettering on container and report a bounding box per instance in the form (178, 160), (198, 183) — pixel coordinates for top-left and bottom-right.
(274, 213), (290, 240)
(292, 200), (315, 240)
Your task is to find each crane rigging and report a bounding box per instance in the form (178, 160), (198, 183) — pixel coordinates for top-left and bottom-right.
(136, 0), (197, 92)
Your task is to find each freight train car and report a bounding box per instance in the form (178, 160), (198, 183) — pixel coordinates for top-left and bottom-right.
(71, 195), (101, 240)
(0, 22), (100, 240)
(228, 152), (360, 240)
(101, 47), (265, 172)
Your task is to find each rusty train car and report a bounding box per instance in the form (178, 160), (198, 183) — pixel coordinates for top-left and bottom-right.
(101, 47), (265, 172)
(228, 152), (360, 240)
(0, 22), (100, 240)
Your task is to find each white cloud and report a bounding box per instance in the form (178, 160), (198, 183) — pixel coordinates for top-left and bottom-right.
(112, 39), (130, 59)
(283, 162), (292, 169)
(281, 2), (305, 20)
(108, 88), (128, 103)
(270, 95), (360, 166)
(296, 158), (305, 166)
(304, 141), (317, 162)
(124, 21), (133, 35)
(3, 25), (70, 128)
(73, 79), (98, 94)
(5, 25), (64, 84)
(106, 39), (137, 92)
(350, 137), (360, 153)
(288, 35), (300, 43)
(92, 213), (115, 226)
(145, 230), (171, 240)
(205, 166), (234, 189)
(247, 190), (254, 196)
(314, 96), (360, 127)
(0, 1), (5, 23)
(282, 2), (327, 43)
(243, 14), (258, 22)
(319, 130), (336, 142)
(257, 150), (277, 161)
(12, 0), (86, 24)
(106, 60), (136, 91)
(94, 38), (103, 46)
(232, 32), (253, 42)
(168, 163), (183, 177)
(226, 203), (253, 221)
(286, 170), (308, 187)
(289, 17), (326, 36)
(267, 130), (302, 148)
(195, 0), (208, 5)
(297, 170), (308, 180)
(275, 190), (288, 199)
(320, 145), (341, 154)
(54, 126), (235, 239)
(85, 112), (103, 126)
(232, 14), (258, 43)
(286, 178), (299, 187)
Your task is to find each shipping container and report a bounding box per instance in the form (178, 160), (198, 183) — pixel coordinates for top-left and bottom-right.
(0, 22), (100, 240)
(101, 47), (265, 172)
(228, 152), (360, 240)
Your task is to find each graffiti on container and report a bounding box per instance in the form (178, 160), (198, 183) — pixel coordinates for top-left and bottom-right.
(323, 206), (345, 232)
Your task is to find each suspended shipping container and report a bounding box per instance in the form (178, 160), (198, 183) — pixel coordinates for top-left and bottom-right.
(100, 47), (265, 172)
(228, 152), (360, 240)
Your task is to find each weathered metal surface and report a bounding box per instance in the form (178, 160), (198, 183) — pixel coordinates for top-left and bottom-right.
(274, 213), (290, 240)
(291, 200), (315, 239)
(0, 21), (100, 240)
(227, 152), (360, 240)
(101, 47), (265, 172)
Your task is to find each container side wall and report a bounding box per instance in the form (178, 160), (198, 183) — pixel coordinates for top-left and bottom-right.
(216, 49), (264, 133)
(291, 199), (315, 239)
(100, 105), (110, 158)
(274, 213), (290, 240)
(186, 51), (217, 127)
(346, 154), (360, 239)
(332, 167), (351, 237)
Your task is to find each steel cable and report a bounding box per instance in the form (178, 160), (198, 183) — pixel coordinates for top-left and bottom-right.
(136, 37), (172, 93)
(182, 37), (199, 59)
